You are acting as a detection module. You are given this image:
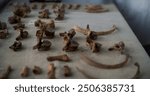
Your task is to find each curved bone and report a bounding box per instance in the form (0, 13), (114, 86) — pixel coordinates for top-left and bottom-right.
(132, 63), (140, 79)
(73, 25), (89, 35)
(73, 25), (117, 36)
(93, 25), (117, 35)
(85, 5), (108, 13)
(76, 66), (97, 79)
(80, 53), (130, 69)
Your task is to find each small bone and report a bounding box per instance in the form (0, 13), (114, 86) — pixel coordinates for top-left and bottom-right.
(9, 40), (22, 51)
(32, 66), (42, 75)
(20, 66), (29, 77)
(64, 65), (71, 77)
(61, 31), (79, 52)
(16, 29), (28, 40)
(108, 41), (125, 54)
(86, 38), (102, 52)
(34, 19), (43, 27)
(46, 19), (55, 29)
(47, 63), (56, 79)
(60, 29), (78, 52)
(67, 4), (72, 9)
(0, 65), (12, 79)
(8, 15), (21, 24)
(47, 54), (70, 62)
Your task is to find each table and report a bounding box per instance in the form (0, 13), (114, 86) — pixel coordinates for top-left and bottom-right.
(0, 0), (150, 79)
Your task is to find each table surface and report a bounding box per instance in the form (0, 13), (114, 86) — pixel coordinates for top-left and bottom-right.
(0, 0), (150, 79)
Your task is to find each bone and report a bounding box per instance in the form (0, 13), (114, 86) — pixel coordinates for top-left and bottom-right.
(64, 65), (71, 77)
(0, 65), (12, 79)
(20, 66), (29, 77)
(132, 63), (140, 79)
(108, 41), (125, 54)
(47, 54), (70, 62)
(80, 53), (130, 69)
(32, 66), (42, 75)
(47, 63), (56, 79)
(85, 5), (108, 13)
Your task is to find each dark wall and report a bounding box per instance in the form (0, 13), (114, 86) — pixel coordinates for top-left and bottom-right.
(115, 0), (150, 46)
(0, 0), (10, 11)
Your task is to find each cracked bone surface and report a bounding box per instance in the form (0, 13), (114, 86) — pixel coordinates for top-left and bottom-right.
(60, 29), (79, 52)
(73, 24), (117, 40)
(47, 54), (70, 62)
(53, 4), (65, 20)
(33, 37), (51, 51)
(60, 29), (76, 39)
(13, 3), (31, 18)
(0, 65), (12, 79)
(80, 53), (130, 69)
(47, 63), (56, 79)
(38, 9), (50, 19)
(8, 15), (21, 24)
(13, 23), (25, 30)
(32, 66), (42, 75)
